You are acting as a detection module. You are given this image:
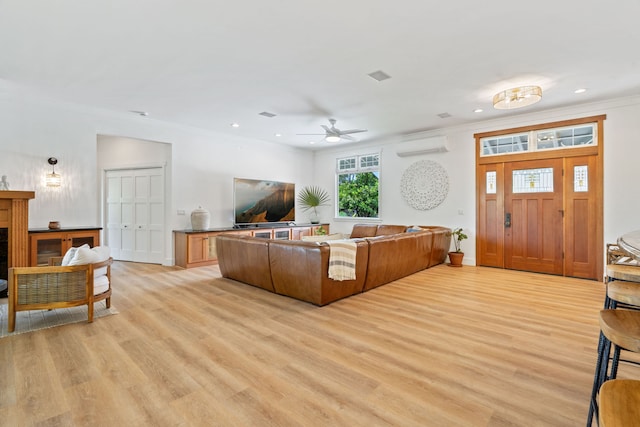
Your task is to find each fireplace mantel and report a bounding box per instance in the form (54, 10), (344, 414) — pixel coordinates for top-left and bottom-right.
(0, 190), (35, 268)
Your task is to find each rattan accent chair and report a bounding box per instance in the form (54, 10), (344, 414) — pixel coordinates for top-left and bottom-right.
(7, 256), (113, 332)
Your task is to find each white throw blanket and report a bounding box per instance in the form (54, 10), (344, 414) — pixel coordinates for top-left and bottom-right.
(327, 240), (357, 281)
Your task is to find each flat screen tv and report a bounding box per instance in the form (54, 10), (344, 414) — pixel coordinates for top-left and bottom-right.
(234, 178), (295, 226)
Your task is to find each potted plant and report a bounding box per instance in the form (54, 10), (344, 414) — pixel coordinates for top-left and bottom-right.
(297, 186), (330, 224)
(448, 227), (468, 267)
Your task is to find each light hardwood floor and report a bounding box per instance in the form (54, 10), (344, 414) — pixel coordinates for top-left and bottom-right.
(0, 262), (630, 426)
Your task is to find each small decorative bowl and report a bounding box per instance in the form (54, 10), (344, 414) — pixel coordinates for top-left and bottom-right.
(48, 221), (60, 230)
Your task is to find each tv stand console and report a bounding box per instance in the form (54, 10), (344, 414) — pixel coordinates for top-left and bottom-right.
(174, 223), (329, 268)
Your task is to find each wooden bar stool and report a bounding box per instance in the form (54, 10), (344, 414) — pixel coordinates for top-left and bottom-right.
(599, 379), (640, 426)
(604, 243), (640, 310)
(607, 280), (640, 309)
(587, 309), (640, 426)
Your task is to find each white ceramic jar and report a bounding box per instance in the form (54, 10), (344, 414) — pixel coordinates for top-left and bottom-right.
(191, 206), (210, 230)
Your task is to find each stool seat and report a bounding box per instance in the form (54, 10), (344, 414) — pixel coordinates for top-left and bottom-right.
(599, 379), (640, 427)
(607, 281), (640, 307)
(607, 264), (640, 282)
(599, 309), (640, 353)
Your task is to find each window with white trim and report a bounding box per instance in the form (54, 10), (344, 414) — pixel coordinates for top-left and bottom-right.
(336, 153), (379, 218)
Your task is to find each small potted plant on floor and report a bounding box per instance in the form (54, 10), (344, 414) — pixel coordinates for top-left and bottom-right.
(297, 186), (330, 224)
(448, 227), (468, 267)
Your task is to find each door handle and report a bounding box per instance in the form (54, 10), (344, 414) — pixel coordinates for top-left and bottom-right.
(505, 213), (511, 228)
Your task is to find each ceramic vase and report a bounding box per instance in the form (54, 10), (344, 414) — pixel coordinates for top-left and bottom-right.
(191, 206), (210, 230)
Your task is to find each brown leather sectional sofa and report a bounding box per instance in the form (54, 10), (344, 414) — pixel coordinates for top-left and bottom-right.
(216, 224), (451, 306)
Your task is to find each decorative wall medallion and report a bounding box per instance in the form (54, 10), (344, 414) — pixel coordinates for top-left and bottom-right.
(400, 160), (449, 210)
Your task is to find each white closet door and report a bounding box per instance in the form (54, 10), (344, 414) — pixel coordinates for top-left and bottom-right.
(105, 168), (164, 264)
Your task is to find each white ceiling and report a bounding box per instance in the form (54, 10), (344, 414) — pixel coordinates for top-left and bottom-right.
(1, 1), (639, 149)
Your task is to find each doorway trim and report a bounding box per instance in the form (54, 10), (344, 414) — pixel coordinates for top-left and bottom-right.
(474, 115), (605, 280)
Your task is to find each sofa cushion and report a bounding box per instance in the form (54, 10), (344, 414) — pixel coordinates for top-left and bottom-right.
(350, 224), (378, 238)
(375, 224), (408, 236)
(301, 233), (347, 242)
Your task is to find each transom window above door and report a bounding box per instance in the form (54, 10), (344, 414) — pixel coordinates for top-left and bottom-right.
(480, 123), (596, 157)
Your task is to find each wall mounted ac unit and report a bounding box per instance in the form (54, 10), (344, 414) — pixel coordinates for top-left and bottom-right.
(395, 136), (449, 157)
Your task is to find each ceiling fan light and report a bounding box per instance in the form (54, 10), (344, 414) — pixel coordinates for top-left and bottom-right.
(325, 135), (341, 143)
(493, 85), (542, 110)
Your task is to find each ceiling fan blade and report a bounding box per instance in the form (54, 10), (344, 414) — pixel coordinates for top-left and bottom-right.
(339, 134), (356, 141)
(338, 129), (367, 135)
(320, 125), (331, 132)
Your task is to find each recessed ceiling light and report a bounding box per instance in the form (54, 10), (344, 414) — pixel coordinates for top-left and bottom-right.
(309, 141), (316, 145)
(574, 88), (587, 94)
(231, 123), (240, 128)
(474, 108), (483, 113)
(274, 133), (282, 137)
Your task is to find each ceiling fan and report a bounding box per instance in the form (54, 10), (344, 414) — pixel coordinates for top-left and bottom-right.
(297, 118), (367, 142)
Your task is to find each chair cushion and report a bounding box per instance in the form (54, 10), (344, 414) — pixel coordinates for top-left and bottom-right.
(94, 274), (110, 295)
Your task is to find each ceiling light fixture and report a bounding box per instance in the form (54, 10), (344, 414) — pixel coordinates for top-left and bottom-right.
(325, 135), (341, 143)
(474, 108), (483, 113)
(231, 123), (240, 128)
(575, 88), (587, 94)
(493, 85), (542, 110)
(46, 157), (61, 187)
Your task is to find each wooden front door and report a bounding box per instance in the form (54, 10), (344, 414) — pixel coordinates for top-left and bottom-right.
(475, 116), (604, 281)
(504, 159), (564, 275)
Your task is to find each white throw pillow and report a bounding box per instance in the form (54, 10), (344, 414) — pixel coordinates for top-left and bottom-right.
(91, 246), (111, 263)
(61, 244), (89, 266)
(68, 247), (100, 266)
(68, 246), (110, 266)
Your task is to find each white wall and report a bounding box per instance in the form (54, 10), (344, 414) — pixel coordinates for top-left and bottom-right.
(3, 78), (639, 267)
(0, 83), (315, 265)
(314, 96), (640, 266)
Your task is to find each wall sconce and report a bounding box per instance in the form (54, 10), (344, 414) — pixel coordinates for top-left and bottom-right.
(46, 157), (61, 187)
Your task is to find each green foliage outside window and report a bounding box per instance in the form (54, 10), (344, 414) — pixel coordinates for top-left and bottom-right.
(337, 172), (379, 218)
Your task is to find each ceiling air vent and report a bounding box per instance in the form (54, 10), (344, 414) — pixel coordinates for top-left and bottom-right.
(259, 111), (277, 118)
(368, 70), (391, 82)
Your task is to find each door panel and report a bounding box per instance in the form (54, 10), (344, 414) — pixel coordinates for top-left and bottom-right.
(105, 168), (165, 264)
(505, 159), (563, 275)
